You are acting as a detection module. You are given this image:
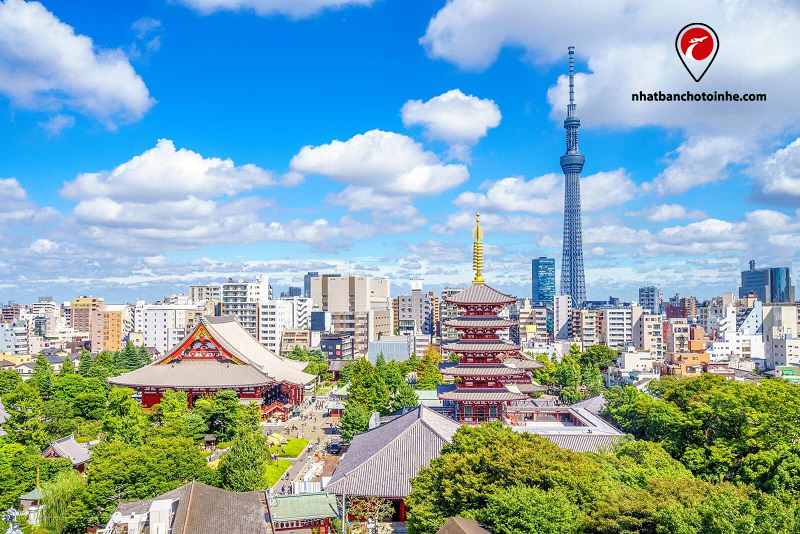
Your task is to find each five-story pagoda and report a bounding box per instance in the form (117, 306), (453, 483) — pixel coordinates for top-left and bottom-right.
(439, 214), (531, 423)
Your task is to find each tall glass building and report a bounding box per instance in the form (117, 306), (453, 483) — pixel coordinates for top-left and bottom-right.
(739, 261), (795, 303)
(532, 257), (556, 306)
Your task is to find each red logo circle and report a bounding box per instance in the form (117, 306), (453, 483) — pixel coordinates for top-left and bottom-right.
(680, 28), (713, 60)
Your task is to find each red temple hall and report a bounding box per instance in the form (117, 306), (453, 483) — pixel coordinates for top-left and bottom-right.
(108, 316), (316, 420)
(438, 213), (534, 423)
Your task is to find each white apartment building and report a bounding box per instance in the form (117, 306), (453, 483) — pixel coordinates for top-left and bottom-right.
(632, 306), (664, 357)
(764, 305), (800, 368)
(258, 300), (295, 354)
(133, 301), (211, 354)
(606, 347), (661, 390)
(602, 308), (633, 349)
(396, 281), (435, 336)
(221, 275), (272, 337)
(280, 297), (312, 330)
(0, 321), (28, 354)
(189, 285), (221, 304)
(708, 302), (765, 365)
(554, 294), (572, 341)
(518, 300), (550, 348)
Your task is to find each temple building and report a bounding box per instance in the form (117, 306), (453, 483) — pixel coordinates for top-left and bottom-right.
(109, 316), (316, 420)
(438, 214), (538, 423)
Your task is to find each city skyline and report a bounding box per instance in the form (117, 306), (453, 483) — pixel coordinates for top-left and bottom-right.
(2, 1), (800, 304)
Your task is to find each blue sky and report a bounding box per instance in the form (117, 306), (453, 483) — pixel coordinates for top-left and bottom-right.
(1, 0), (799, 304)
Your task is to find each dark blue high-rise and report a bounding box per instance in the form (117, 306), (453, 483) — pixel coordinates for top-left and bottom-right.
(532, 257), (556, 306)
(559, 46), (587, 307)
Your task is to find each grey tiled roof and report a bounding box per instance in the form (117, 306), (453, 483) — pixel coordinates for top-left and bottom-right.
(440, 364), (527, 377)
(438, 388), (529, 401)
(442, 340), (520, 353)
(503, 357), (545, 370)
(571, 394), (607, 415)
(43, 434), (90, 466)
(437, 518), (492, 534)
(442, 317), (516, 329)
(445, 283), (516, 305)
(326, 405), (460, 498)
(538, 433), (622, 453)
(108, 360), (273, 388)
(115, 481), (272, 534)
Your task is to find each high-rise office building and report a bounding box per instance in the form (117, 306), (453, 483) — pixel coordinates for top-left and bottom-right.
(559, 46), (587, 307)
(740, 260), (795, 303)
(531, 257), (556, 306)
(303, 272), (319, 298)
(638, 286), (662, 315)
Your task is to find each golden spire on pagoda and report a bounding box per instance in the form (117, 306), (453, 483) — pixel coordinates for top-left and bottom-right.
(472, 212), (485, 284)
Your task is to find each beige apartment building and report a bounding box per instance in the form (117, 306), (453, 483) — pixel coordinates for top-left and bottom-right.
(99, 304), (132, 352)
(311, 275), (393, 356)
(571, 309), (602, 347)
(632, 305), (664, 358)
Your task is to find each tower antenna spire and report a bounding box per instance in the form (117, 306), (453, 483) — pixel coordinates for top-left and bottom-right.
(559, 46), (586, 306)
(472, 212), (485, 284)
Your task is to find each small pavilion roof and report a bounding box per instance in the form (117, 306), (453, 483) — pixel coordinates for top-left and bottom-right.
(269, 492), (339, 522)
(114, 481), (271, 534)
(437, 518), (492, 534)
(326, 405), (460, 499)
(43, 434), (90, 466)
(445, 283), (516, 306)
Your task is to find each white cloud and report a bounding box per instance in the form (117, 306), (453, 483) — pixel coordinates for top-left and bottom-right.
(290, 129), (469, 195)
(453, 168), (634, 214)
(0, 178), (26, 201)
(0, 0), (154, 126)
(431, 211), (551, 235)
(38, 114), (75, 136)
(175, 0), (373, 19)
(752, 138), (800, 201)
(627, 203), (706, 222)
(62, 139), (281, 202)
(401, 89), (501, 160)
(131, 17), (161, 39)
(325, 186), (403, 211)
(642, 136), (746, 195)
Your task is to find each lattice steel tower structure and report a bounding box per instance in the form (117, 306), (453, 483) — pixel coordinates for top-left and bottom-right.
(559, 46), (586, 307)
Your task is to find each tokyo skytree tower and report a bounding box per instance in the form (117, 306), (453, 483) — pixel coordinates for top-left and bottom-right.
(559, 46), (586, 306)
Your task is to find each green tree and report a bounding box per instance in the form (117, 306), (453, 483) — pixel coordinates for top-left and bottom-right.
(193, 390), (241, 441)
(42, 399), (78, 440)
(77, 349), (93, 377)
(347, 496), (395, 521)
(555, 353), (581, 390)
(391, 383), (419, 413)
(348, 359), (390, 415)
(340, 401), (370, 441)
(475, 487), (581, 534)
(118, 341), (143, 371)
(0, 443), (72, 510)
(41, 470), (85, 534)
(59, 356), (75, 376)
(0, 369), (22, 395)
(533, 353), (557, 387)
(1, 381), (49, 448)
(580, 344), (617, 370)
(137, 345), (152, 367)
(219, 430), (269, 491)
(416, 347), (443, 390)
(31, 353), (55, 397)
(338, 361), (356, 384)
(90, 350), (116, 380)
(404, 352), (420, 375)
(559, 386), (582, 405)
(581, 364), (603, 397)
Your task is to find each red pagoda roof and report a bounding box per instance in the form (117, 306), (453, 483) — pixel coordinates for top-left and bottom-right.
(438, 388), (529, 402)
(445, 283), (516, 305)
(442, 340), (520, 353)
(440, 364), (527, 377)
(443, 317), (516, 329)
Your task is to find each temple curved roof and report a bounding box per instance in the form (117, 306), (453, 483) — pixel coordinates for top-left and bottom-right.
(110, 316), (316, 388)
(440, 364), (527, 377)
(445, 283), (516, 305)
